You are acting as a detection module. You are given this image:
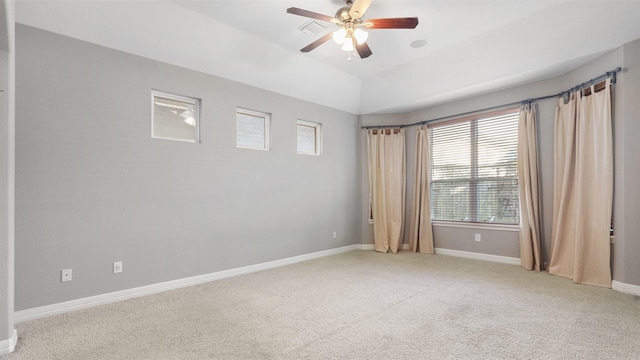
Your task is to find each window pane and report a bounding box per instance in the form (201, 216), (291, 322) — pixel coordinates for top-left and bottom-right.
(477, 114), (518, 178)
(431, 180), (470, 221)
(429, 109), (519, 224)
(430, 122), (470, 180)
(297, 124), (317, 154)
(152, 92), (198, 142)
(476, 178), (519, 223)
(237, 111), (268, 150)
(297, 120), (321, 156)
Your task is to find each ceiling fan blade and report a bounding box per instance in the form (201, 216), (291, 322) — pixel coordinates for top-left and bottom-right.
(356, 42), (373, 59)
(349, 0), (372, 20)
(300, 33), (333, 53)
(287, 7), (335, 23)
(364, 17), (419, 29)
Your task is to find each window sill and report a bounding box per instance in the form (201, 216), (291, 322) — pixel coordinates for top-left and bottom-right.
(432, 221), (519, 232)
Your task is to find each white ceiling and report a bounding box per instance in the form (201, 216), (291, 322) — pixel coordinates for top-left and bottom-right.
(15, 0), (640, 114)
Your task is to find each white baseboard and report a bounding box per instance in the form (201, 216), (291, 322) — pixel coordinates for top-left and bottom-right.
(434, 248), (521, 265)
(15, 244), (363, 323)
(357, 244), (408, 251)
(0, 329), (17, 355)
(612, 280), (640, 297)
(358, 243), (520, 266)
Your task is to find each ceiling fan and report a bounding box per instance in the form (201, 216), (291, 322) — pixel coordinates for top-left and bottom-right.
(287, 0), (419, 59)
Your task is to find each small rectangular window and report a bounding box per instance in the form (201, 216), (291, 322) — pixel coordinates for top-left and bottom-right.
(297, 120), (321, 156)
(236, 108), (270, 151)
(151, 90), (199, 143)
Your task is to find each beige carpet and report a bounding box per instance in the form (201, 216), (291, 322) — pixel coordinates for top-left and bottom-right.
(3, 250), (640, 360)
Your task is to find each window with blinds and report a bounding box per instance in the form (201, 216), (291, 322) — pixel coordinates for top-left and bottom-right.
(429, 108), (519, 224)
(236, 108), (270, 151)
(297, 120), (321, 156)
(151, 90), (200, 143)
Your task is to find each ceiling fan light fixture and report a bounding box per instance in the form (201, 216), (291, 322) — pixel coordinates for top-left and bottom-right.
(332, 28), (347, 44)
(354, 28), (368, 45)
(287, 1), (419, 59)
(341, 36), (354, 52)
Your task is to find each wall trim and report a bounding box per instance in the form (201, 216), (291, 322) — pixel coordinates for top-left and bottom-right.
(358, 243), (520, 266)
(15, 244), (363, 323)
(0, 329), (17, 356)
(435, 248), (521, 265)
(612, 280), (640, 297)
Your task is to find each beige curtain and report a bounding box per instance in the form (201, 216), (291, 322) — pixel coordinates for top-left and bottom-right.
(367, 128), (406, 253)
(549, 93), (577, 279)
(409, 126), (434, 254)
(517, 103), (542, 271)
(549, 78), (613, 287)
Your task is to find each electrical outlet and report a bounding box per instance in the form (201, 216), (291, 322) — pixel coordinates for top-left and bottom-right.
(113, 261), (122, 274)
(332, 231), (337, 239)
(475, 233), (481, 242)
(61, 269), (72, 282)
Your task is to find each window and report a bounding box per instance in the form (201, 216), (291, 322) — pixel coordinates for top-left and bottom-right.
(297, 120), (321, 155)
(236, 108), (270, 150)
(151, 90), (199, 142)
(429, 108), (519, 224)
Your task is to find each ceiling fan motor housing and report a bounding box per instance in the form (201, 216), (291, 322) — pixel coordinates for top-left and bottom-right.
(336, 6), (352, 22)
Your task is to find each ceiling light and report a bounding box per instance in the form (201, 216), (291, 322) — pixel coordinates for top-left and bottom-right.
(333, 28), (346, 44)
(341, 36), (354, 52)
(354, 28), (368, 45)
(333, 24), (367, 52)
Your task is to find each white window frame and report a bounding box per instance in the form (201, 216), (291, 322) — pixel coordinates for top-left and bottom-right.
(151, 90), (200, 143)
(236, 108), (270, 151)
(296, 120), (322, 156)
(428, 108), (519, 225)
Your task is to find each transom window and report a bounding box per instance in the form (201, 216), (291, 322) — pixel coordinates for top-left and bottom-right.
(236, 108), (270, 151)
(429, 108), (519, 224)
(151, 90), (200, 143)
(297, 120), (322, 156)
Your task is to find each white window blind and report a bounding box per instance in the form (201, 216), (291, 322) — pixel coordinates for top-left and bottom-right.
(429, 108), (519, 224)
(297, 120), (321, 155)
(236, 108), (270, 151)
(151, 90), (200, 143)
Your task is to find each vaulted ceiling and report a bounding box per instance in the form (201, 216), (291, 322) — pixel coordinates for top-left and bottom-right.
(15, 0), (640, 114)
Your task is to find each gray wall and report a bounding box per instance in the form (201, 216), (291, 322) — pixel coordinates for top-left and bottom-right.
(360, 42), (640, 287)
(615, 39), (640, 285)
(15, 25), (361, 310)
(0, 0), (15, 346)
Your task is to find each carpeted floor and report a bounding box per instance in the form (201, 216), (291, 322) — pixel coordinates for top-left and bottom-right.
(3, 250), (640, 359)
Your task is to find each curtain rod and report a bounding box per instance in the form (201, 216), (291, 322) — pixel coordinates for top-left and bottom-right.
(361, 66), (622, 130)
